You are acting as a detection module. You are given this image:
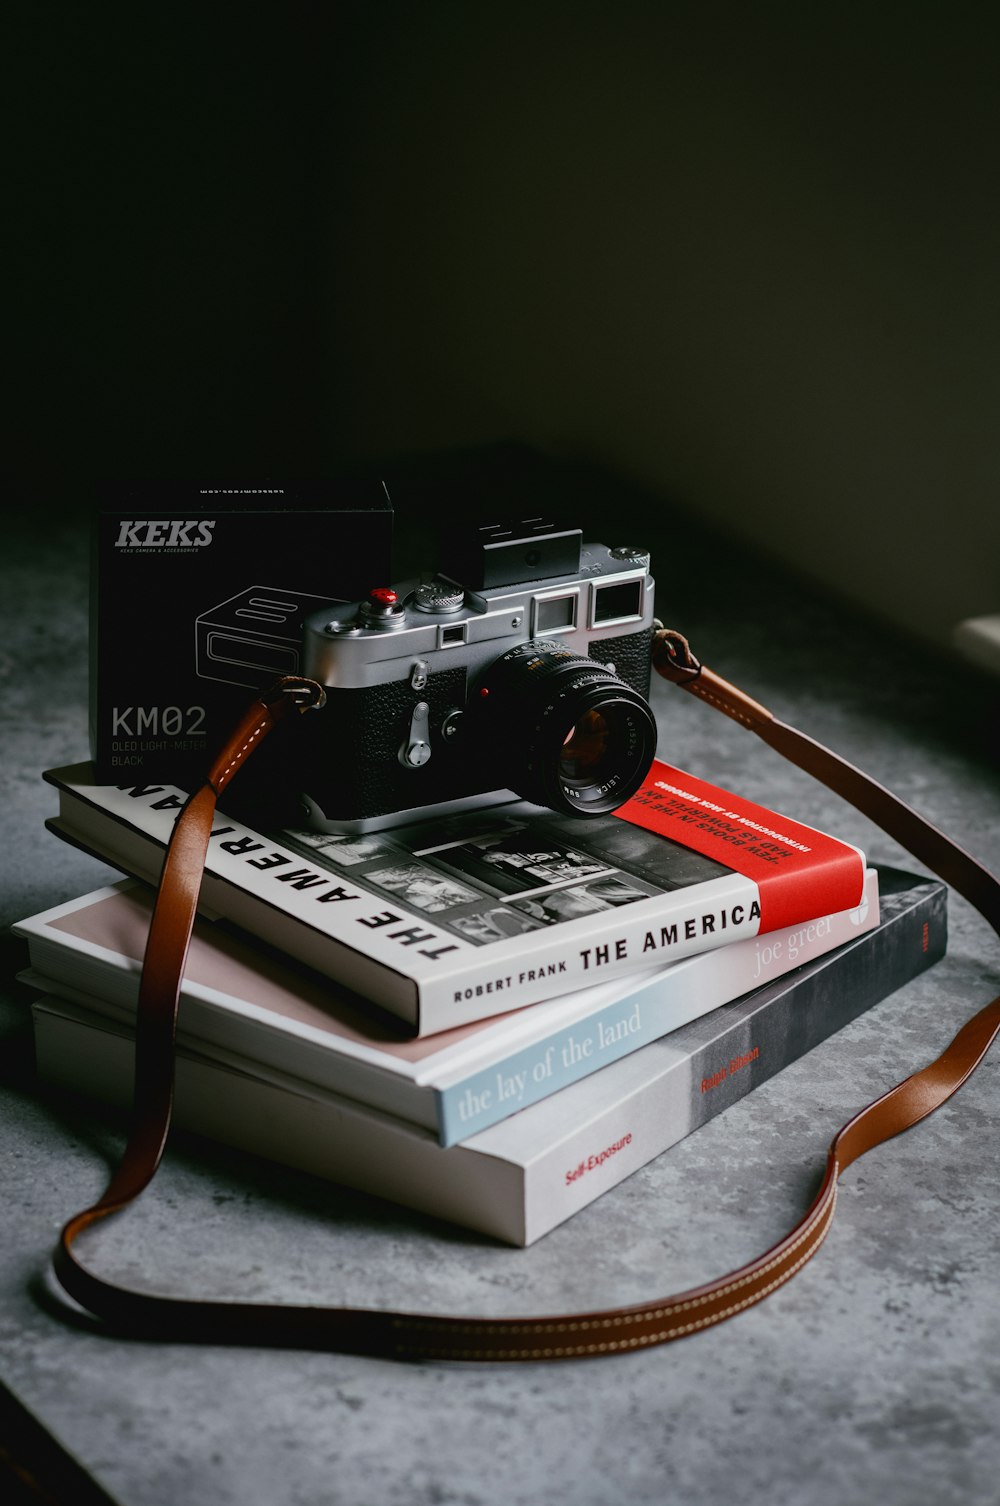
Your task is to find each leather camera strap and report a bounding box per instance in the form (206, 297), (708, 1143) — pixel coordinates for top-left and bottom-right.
(50, 632), (1000, 1362)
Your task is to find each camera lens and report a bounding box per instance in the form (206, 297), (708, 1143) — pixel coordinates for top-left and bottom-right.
(473, 639), (657, 816)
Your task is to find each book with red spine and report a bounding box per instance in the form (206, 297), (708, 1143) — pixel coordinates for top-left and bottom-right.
(42, 759), (867, 1035)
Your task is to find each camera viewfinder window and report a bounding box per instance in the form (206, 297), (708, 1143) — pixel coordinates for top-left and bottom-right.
(592, 580), (643, 625)
(534, 593), (578, 634)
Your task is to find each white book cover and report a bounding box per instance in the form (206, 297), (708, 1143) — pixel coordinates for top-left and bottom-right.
(14, 871), (880, 1144)
(42, 759), (867, 1034)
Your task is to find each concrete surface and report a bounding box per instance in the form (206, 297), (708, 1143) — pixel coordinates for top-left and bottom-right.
(2, 489), (999, 1506)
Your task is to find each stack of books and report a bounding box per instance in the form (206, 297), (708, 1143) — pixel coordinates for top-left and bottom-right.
(14, 759), (947, 1246)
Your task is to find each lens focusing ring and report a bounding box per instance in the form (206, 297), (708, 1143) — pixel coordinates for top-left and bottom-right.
(474, 639), (657, 816)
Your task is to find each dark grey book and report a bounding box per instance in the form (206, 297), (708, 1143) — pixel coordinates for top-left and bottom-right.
(659, 865), (946, 1132)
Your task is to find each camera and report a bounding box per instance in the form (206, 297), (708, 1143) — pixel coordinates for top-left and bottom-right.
(294, 519), (659, 832)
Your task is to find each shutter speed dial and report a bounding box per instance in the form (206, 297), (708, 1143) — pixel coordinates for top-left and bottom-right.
(413, 578), (465, 614)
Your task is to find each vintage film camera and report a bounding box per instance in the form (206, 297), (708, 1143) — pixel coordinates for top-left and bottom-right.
(293, 519), (659, 832)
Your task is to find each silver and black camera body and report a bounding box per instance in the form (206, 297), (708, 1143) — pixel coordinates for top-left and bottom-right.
(295, 520), (659, 832)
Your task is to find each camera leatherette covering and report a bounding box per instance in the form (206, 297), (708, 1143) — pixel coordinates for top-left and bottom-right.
(298, 664), (472, 823)
(589, 627), (654, 698)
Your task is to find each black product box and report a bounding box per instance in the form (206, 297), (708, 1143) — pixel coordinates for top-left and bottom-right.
(90, 481), (393, 786)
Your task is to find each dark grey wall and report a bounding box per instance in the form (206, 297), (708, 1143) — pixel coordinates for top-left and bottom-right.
(327, 4), (1000, 647)
(8, 9), (339, 494)
(10, 4), (999, 647)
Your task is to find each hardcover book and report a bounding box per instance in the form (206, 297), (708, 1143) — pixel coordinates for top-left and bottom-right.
(27, 867), (944, 1246)
(13, 869), (880, 1145)
(41, 760), (867, 1035)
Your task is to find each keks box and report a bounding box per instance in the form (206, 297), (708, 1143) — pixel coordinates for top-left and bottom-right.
(91, 480), (393, 787)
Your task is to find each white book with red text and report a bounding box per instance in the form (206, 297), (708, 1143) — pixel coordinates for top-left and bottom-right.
(27, 867), (946, 1245)
(42, 759), (867, 1035)
(14, 870), (879, 1144)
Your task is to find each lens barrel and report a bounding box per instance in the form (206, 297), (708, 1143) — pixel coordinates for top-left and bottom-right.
(473, 639), (657, 816)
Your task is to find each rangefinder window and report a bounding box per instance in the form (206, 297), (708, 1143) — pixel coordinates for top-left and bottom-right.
(438, 622), (467, 646)
(592, 579), (643, 626)
(533, 591), (578, 635)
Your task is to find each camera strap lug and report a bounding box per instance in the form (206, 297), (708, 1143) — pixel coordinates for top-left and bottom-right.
(265, 676), (327, 713)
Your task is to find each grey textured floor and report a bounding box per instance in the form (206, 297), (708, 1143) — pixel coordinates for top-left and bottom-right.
(3, 495), (999, 1506)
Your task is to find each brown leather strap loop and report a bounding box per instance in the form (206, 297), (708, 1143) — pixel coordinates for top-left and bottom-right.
(49, 643), (1000, 1361)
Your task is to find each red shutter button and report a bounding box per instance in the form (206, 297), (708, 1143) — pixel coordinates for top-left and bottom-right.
(360, 586), (406, 629)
